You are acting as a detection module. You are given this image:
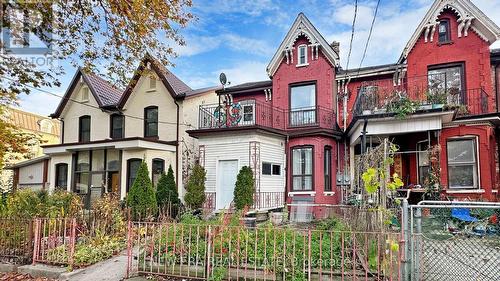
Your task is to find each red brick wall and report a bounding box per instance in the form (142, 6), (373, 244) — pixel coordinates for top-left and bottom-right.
(439, 125), (496, 201)
(272, 37), (336, 112)
(286, 136), (339, 204)
(406, 10), (495, 112)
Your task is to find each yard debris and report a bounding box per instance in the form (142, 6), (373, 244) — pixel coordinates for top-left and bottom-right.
(0, 272), (55, 281)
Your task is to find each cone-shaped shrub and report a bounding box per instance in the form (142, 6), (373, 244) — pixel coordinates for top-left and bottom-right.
(126, 161), (157, 220)
(156, 165), (180, 207)
(184, 164), (206, 209)
(233, 166), (254, 210)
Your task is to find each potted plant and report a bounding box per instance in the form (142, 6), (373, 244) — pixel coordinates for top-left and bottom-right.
(426, 90), (447, 109)
(387, 95), (418, 119)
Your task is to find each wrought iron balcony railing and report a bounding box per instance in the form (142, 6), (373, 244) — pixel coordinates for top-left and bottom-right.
(198, 101), (336, 130)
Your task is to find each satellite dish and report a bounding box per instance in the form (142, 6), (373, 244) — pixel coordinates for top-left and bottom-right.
(219, 72), (227, 86)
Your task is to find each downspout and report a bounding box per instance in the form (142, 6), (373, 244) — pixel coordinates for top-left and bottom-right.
(174, 99), (180, 191)
(60, 118), (65, 144)
(495, 64), (499, 113)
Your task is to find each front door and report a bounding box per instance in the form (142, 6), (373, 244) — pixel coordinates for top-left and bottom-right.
(216, 160), (238, 210)
(107, 172), (120, 196)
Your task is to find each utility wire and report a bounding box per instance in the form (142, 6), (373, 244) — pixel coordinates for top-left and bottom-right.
(355, 0), (381, 77)
(1, 75), (194, 127)
(344, 0), (358, 73)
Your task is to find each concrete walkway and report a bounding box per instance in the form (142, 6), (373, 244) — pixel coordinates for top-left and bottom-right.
(61, 251), (128, 281)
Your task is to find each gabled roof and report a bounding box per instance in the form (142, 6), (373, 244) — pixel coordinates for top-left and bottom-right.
(399, 0), (500, 63)
(117, 55), (192, 108)
(267, 13), (340, 77)
(50, 68), (124, 118)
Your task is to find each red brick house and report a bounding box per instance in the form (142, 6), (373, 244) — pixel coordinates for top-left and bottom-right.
(188, 0), (500, 214)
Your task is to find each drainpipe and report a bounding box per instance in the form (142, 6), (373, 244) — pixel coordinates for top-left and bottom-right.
(495, 64), (499, 113)
(59, 118), (65, 144)
(174, 99), (180, 192)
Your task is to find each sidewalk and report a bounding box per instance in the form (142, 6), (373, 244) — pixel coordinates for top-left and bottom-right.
(61, 251), (128, 281)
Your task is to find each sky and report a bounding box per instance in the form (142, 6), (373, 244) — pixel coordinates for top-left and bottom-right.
(17, 0), (500, 116)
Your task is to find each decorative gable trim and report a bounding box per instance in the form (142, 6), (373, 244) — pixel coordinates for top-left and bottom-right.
(267, 13), (339, 77)
(399, 0), (500, 63)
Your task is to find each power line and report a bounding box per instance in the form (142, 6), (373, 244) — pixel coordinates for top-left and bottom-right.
(1, 75), (194, 127)
(356, 0), (381, 76)
(344, 0), (358, 73)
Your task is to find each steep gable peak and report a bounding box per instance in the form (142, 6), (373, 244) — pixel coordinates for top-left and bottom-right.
(400, 0), (500, 62)
(267, 13), (339, 77)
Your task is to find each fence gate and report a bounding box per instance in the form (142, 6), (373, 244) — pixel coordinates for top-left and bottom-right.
(406, 201), (500, 281)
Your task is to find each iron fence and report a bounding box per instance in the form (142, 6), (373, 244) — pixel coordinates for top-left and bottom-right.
(0, 218), (33, 264)
(32, 218), (76, 266)
(126, 221), (403, 280)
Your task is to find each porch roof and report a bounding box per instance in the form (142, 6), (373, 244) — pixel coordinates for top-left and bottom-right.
(347, 111), (455, 145)
(42, 137), (177, 154)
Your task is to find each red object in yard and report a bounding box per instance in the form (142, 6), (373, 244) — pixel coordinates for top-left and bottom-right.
(489, 214), (498, 224)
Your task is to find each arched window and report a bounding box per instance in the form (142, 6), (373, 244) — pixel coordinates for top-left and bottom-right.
(152, 158), (165, 186)
(79, 115), (91, 142)
(127, 158), (142, 192)
(110, 114), (124, 139)
(144, 106), (158, 137)
(55, 163), (68, 190)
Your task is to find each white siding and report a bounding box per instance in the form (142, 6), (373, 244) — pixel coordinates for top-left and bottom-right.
(18, 162), (44, 186)
(199, 132), (286, 194)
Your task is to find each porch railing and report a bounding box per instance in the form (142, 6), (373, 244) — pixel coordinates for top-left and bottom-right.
(198, 102), (336, 131)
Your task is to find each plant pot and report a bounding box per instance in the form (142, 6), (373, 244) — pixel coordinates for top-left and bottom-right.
(240, 217), (256, 228)
(432, 104), (444, 109)
(373, 108), (387, 114)
(270, 212), (284, 225)
(419, 104), (432, 110)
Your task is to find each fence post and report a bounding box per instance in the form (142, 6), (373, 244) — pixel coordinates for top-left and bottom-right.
(126, 219), (132, 279)
(401, 199), (410, 281)
(413, 207), (422, 281)
(205, 225), (212, 280)
(31, 218), (40, 265)
(68, 218), (77, 268)
(307, 229), (312, 281)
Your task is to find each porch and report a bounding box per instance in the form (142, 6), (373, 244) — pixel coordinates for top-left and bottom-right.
(197, 101), (335, 131)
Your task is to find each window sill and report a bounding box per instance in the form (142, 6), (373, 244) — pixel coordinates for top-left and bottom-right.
(446, 189), (485, 194)
(296, 63), (309, 68)
(146, 89), (157, 93)
(323, 191), (335, 196)
(438, 41), (453, 46)
(288, 191), (316, 196)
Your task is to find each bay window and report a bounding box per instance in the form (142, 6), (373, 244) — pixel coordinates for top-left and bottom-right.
(447, 138), (478, 189)
(292, 146), (313, 191)
(290, 83), (316, 126)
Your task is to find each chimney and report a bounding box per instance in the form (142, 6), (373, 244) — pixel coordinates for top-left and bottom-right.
(330, 41), (340, 55)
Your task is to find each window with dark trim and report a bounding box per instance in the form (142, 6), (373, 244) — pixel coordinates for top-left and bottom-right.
(428, 64), (464, 105)
(324, 146), (332, 192)
(152, 158), (165, 186)
(127, 158), (142, 192)
(262, 162), (281, 176)
(55, 163), (68, 190)
(144, 106), (158, 137)
(79, 115), (91, 142)
(447, 138), (478, 189)
(438, 20), (451, 43)
(291, 146), (313, 191)
(290, 83), (316, 126)
(110, 114), (124, 139)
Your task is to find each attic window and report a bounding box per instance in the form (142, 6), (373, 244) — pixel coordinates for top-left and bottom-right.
(149, 77), (157, 91)
(81, 87), (89, 102)
(438, 20), (451, 43)
(297, 44), (308, 66)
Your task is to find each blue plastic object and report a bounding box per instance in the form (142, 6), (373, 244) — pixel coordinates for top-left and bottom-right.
(451, 208), (478, 222)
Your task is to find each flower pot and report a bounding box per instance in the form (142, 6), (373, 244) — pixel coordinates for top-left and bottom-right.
(240, 217), (256, 228)
(270, 212), (284, 225)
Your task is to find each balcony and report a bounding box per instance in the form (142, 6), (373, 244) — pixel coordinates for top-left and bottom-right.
(198, 101), (336, 131)
(353, 85), (490, 118)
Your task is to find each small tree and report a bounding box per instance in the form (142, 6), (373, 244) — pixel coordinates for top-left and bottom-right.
(233, 166), (254, 210)
(184, 164), (206, 209)
(126, 161), (157, 220)
(156, 165), (180, 208)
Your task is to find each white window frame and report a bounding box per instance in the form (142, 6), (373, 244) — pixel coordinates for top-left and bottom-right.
(296, 44), (308, 67)
(262, 162), (281, 176)
(446, 136), (480, 189)
(239, 100), (255, 125)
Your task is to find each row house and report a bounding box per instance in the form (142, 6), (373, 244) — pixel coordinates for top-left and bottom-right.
(28, 55), (218, 207)
(188, 0), (500, 214)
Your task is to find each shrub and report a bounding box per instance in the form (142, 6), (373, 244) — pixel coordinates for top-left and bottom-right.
(156, 165), (180, 208)
(233, 166), (254, 210)
(126, 161), (157, 220)
(91, 194), (125, 236)
(184, 164), (206, 209)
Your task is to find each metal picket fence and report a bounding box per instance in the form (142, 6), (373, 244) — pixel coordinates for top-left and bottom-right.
(0, 218), (33, 263)
(408, 201), (500, 281)
(126, 221), (403, 280)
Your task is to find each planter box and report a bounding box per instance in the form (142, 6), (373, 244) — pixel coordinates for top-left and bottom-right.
(270, 212), (284, 225)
